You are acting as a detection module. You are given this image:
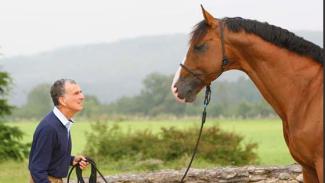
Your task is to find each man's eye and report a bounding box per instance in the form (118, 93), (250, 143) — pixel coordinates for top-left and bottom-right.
(194, 43), (207, 51)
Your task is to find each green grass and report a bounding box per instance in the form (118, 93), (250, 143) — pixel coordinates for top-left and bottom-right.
(2, 118), (295, 183)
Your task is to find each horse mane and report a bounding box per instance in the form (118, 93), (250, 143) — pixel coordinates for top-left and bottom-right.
(191, 17), (323, 65)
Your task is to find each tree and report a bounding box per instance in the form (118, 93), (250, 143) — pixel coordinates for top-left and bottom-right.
(106, 73), (188, 117)
(0, 70), (30, 161)
(78, 95), (103, 119)
(103, 73), (276, 118)
(25, 83), (52, 118)
(140, 73), (187, 116)
(236, 101), (253, 118)
(0, 72), (13, 117)
(13, 83), (52, 119)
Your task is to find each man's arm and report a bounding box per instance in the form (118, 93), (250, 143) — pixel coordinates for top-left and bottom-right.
(29, 127), (55, 183)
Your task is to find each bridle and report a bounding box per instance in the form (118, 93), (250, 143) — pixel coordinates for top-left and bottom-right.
(179, 19), (229, 183)
(179, 19), (229, 86)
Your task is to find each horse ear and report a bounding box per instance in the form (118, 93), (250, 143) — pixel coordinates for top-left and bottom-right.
(201, 5), (217, 28)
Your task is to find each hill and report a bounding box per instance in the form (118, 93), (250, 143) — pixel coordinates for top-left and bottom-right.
(0, 31), (322, 106)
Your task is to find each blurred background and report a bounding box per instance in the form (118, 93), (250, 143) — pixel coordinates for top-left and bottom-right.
(0, 0), (322, 108)
(0, 0), (322, 182)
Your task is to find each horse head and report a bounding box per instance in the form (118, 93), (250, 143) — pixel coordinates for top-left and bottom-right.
(171, 6), (232, 103)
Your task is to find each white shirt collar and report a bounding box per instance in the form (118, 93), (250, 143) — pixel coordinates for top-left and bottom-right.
(53, 107), (73, 131)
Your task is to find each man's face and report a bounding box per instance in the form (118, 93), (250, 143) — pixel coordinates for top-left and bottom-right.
(60, 82), (85, 113)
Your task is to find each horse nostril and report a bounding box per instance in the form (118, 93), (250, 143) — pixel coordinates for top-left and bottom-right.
(177, 93), (184, 99)
(172, 86), (178, 93)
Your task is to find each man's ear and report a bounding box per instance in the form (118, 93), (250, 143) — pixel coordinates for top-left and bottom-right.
(58, 96), (66, 106)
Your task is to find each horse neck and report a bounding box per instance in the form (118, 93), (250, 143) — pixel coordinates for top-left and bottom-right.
(226, 32), (323, 121)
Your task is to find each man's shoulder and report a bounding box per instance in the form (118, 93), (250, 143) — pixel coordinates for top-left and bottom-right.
(36, 112), (61, 132)
(43, 111), (59, 121)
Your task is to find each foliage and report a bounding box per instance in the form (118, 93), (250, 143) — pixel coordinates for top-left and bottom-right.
(13, 83), (52, 119)
(84, 122), (258, 166)
(0, 119), (294, 181)
(0, 123), (30, 160)
(104, 73), (275, 118)
(0, 69), (30, 161)
(9, 73), (276, 120)
(106, 73), (187, 117)
(11, 81), (105, 120)
(0, 72), (13, 117)
(78, 95), (105, 119)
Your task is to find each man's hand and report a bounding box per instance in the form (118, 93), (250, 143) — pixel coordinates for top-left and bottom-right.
(72, 155), (89, 169)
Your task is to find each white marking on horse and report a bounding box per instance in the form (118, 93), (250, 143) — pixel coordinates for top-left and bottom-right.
(171, 57), (186, 103)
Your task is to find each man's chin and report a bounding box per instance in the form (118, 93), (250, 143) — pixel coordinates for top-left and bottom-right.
(73, 106), (83, 113)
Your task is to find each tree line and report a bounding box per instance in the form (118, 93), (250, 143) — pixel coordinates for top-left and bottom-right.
(0, 70), (274, 161)
(11, 73), (276, 120)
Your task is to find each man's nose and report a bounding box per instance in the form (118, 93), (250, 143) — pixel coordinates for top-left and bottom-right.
(80, 93), (85, 100)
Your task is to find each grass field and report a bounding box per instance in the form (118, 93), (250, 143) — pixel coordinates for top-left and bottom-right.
(1, 118), (295, 183)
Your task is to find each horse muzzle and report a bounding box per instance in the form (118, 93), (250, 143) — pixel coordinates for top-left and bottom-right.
(171, 76), (204, 103)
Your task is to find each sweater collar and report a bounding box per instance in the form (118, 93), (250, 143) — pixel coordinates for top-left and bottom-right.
(53, 107), (73, 131)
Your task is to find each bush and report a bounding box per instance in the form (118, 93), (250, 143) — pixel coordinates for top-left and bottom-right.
(84, 122), (258, 167)
(0, 123), (30, 161)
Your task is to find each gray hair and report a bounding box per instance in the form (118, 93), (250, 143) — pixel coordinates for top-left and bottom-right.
(50, 79), (77, 106)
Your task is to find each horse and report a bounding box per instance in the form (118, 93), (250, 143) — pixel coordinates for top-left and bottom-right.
(171, 6), (323, 183)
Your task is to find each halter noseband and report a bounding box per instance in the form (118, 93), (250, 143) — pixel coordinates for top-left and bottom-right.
(180, 19), (229, 86)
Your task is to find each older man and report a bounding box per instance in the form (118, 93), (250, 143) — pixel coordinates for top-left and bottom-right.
(29, 79), (89, 183)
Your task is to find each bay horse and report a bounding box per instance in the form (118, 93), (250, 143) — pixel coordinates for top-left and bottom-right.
(171, 6), (323, 183)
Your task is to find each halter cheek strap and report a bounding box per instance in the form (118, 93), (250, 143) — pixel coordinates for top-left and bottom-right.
(219, 20), (229, 71)
(180, 19), (229, 85)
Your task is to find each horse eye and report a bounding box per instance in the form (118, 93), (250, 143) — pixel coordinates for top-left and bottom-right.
(194, 43), (207, 52)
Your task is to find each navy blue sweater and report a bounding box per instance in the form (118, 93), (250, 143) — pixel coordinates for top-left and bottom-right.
(29, 111), (74, 183)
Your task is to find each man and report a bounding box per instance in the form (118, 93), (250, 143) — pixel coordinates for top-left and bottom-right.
(29, 79), (89, 183)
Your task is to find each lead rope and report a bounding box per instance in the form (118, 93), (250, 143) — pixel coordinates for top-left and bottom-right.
(180, 85), (211, 183)
(67, 157), (108, 183)
(180, 19), (227, 183)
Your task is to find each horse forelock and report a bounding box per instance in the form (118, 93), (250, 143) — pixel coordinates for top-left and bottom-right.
(190, 20), (209, 46)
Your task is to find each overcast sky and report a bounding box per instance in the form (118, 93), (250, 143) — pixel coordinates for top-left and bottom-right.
(0, 0), (323, 57)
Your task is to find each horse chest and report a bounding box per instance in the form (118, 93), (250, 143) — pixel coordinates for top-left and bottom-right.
(283, 117), (322, 166)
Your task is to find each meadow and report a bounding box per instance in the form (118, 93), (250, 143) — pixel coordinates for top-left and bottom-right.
(1, 118), (295, 183)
